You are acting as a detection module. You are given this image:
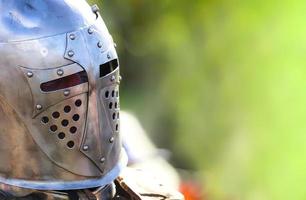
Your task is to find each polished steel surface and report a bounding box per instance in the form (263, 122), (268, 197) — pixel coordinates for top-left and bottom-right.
(0, 0), (124, 191)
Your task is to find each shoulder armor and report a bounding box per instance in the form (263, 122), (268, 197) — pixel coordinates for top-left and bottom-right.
(115, 168), (184, 200)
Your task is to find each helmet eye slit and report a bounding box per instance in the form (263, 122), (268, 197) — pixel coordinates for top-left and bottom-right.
(99, 59), (119, 77)
(40, 71), (88, 92)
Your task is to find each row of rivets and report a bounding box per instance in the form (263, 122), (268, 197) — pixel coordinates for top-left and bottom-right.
(28, 69), (63, 78)
(83, 136), (115, 150)
(57, 69), (70, 97)
(86, 26), (116, 61)
(69, 26), (118, 61)
(58, 69), (71, 97)
(27, 69), (65, 78)
(87, 27), (102, 50)
(82, 144), (106, 165)
(68, 33), (75, 60)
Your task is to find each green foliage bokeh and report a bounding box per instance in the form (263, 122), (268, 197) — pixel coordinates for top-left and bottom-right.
(90, 0), (306, 199)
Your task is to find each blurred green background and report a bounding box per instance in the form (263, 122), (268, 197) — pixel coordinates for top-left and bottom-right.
(90, 0), (306, 199)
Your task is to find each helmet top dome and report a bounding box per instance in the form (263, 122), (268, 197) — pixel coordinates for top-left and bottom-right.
(0, 0), (95, 42)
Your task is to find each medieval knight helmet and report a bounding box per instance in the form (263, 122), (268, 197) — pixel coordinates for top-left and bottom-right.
(0, 0), (126, 191)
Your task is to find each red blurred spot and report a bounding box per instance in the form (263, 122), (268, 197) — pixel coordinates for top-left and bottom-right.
(180, 181), (204, 200)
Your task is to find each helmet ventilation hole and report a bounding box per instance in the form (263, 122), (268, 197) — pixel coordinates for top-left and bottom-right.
(72, 114), (80, 121)
(64, 105), (71, 113)
(58, 132), (65, 139)
(61, 119), (69, 127)
(111, 90), (115, 97)
(105, 91), (109, 98)
(67, 141), (75, 148)
(70, 126), (77, 134)
(109, 102), (113, 109)
(50, 125), (57, 132)
(75, 99), (82, 107)
(52, 111), (60, 118)
(41, 116), (49, 124)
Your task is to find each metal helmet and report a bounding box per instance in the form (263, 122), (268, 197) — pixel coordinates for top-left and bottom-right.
(0, 0), (126, 192)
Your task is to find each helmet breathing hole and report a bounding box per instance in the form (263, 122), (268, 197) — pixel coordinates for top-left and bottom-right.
(67, 141), (75, 148)
(115, 102), (118, 109)
(50, 125), (58, 132)
(109, 102), (113, 109)
(41, 116), (49, 124)
(116, 91), (119, 97)
(52, 111), (60, 118)
(64, 105), (71, 113)
(111, 90), (115, 97)
(75, 99), (82, 107)
(105, 91), (109, 98)
(117, 112), (120, 119)
(70, 126), (77, 134)
(72, 114), (80, 121)
(58, 132), (65, 139)
(115, 124), (119, 131)
(61, 119), (69, 127)
(112, 113), (116, 120)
